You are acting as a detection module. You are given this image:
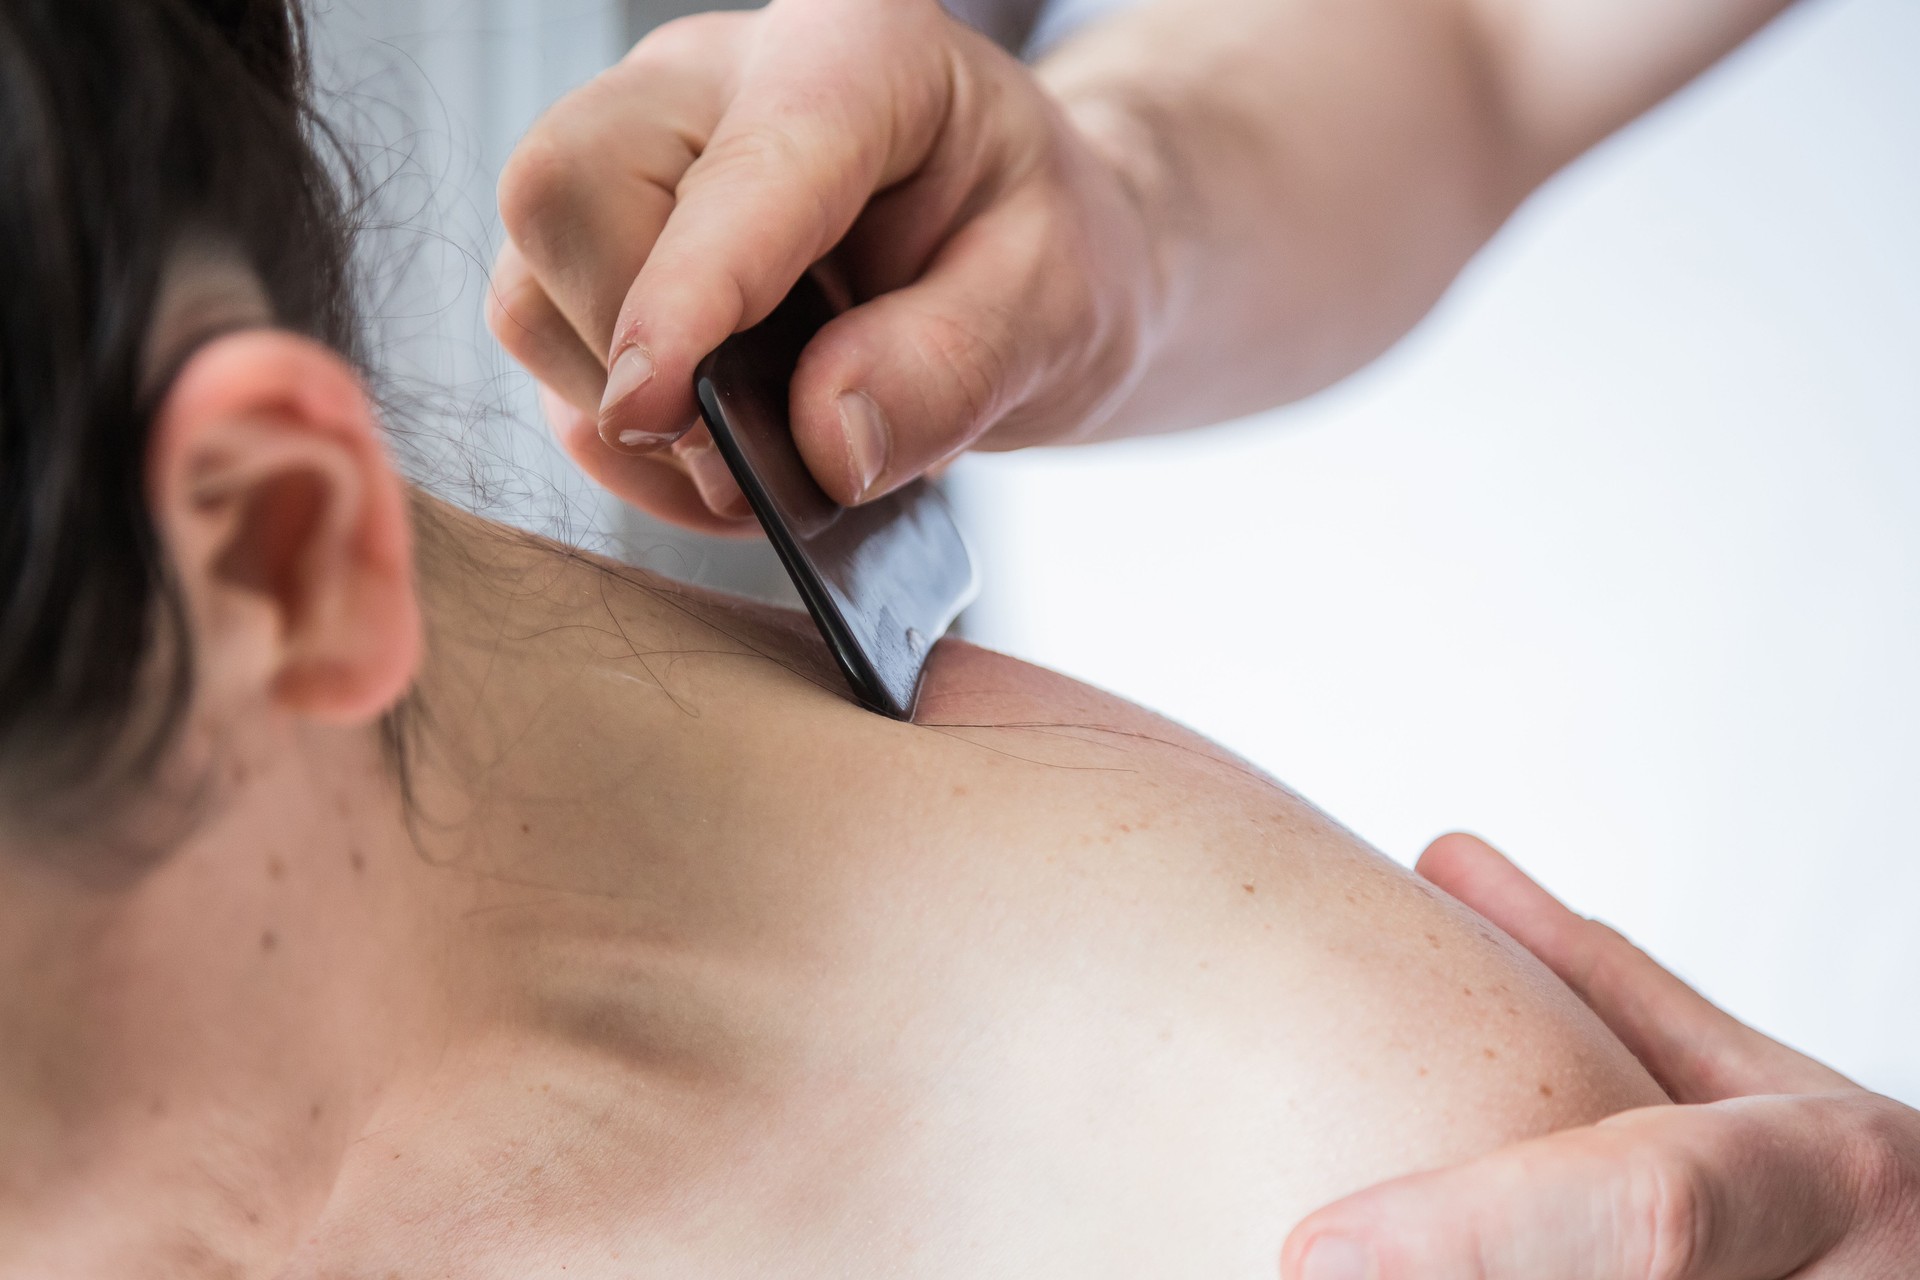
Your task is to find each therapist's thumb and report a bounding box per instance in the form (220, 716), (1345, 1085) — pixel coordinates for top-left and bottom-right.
(1277, 1099), (1855, 1280)
(787, 267), (1018, 504)
(787, 185), (1142, 505)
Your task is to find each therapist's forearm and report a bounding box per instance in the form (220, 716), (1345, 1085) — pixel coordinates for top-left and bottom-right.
(1038, 0), (1796, 438)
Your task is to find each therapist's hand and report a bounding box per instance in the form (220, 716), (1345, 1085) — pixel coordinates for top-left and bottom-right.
(488, 0), (1163, 530)
(1281, 833), (1920, 1280)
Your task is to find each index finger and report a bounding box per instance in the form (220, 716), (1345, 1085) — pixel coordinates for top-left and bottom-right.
(594, 0), (957, 449)
(496, 13), (749, 385)
(1417, 833), (1854, 1102)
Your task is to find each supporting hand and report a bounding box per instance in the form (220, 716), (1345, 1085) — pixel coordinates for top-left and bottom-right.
(1280, 833), (1920, 1279)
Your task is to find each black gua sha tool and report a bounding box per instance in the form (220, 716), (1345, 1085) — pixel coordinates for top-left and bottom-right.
(693, 275), (980, 720)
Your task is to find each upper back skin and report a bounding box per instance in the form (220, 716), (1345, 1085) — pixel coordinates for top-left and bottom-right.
(285, 555), (1665, 1278)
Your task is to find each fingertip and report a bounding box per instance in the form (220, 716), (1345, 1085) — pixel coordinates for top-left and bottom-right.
(1417, 831), (1566, 922)
(785, 376), (878, 507)
(1414, 831), (1503, 886)
(672, 425), (754, 521)
(545, 385), (671, 498)
(597, 344), (689, 452)
(597, 404), (695, 456)
(836, 389), (892, 502)
(1282, 1233), (1377, 1280)
(1282, 1198), (1395, 1280)
(572, 443), (757, 536)
(603, 423), (690, 453)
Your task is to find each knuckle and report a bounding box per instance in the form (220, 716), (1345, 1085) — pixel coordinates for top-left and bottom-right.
(1074, 278), (1146, 412)
(622, 10), (740, 67)
(1622, 1149), (1712, 1280)
(496, 132), (577, 245)
(705, 123), (814, 184)
(1841, 1097), (1920, 1219)
(482, 279), (518, 344)
(484, 274), (542, 352)
(910, 305), (1008, 441)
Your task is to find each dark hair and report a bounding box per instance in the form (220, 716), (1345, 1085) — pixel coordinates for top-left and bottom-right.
(0, 0), (362, 841)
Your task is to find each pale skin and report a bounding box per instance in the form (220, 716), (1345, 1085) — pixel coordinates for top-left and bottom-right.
(0, 276), (1684, 1276)
(485, 0), (1920, 1273)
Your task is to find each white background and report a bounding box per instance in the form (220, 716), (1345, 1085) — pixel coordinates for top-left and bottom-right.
(314, 0), (1919, 1105)
(966, 0), (1920, 1103)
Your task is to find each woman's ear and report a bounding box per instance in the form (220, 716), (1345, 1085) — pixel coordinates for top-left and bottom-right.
(147, 330), (420, 725)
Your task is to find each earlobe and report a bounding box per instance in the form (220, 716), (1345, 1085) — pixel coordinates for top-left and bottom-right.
(148, 331), (421, 726)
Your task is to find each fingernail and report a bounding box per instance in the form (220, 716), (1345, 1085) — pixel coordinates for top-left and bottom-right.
(836, 390), (890, 500)
(1298, 1235), (1374, 1280)
(614, 426), (679, 450)
(599, 344), (656, 418)
(680, 440), (752, 520)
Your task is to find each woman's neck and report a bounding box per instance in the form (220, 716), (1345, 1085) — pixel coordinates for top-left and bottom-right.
(0, 497), (843, 1276)
(397, 495), (848, 894)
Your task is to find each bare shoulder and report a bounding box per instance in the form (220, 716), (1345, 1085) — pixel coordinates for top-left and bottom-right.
(505, 577), (1667, 1272)
(823, 639), (1669, 1256)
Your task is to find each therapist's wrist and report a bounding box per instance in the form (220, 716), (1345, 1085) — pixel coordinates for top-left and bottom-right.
(1031, 85), (1194, 442)
(1058, 93), (1188, 334)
